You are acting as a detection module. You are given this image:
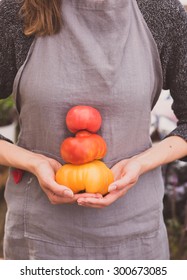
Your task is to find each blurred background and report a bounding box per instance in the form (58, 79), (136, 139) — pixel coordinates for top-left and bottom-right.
(0, 0), (187, 260)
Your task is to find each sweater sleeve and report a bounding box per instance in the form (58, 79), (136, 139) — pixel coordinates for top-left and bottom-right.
(137, 0), (187, 143)
(0, 0), (33, 143)
(0, 0), (18, 99)
(163, 2), (187, 142)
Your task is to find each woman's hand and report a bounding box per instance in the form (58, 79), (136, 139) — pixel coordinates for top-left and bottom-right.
(76, 135), (187, 208)
(31, 155), (74, 204)
(0, 140), (103, 204)
(77, 157), (142, 208)
(32, 155), (101, 205)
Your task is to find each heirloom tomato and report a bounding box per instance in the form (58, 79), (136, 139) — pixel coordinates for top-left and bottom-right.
(60, 130), (107, 164)
(66, 105), (102, 133)
(55, 160), (114, 195)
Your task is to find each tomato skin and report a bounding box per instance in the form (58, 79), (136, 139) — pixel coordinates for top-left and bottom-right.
(55, 160), (114, 195)
(66, 105), (102, 133)
(57, 106), (112, 194)
(60, 131), (107, 164)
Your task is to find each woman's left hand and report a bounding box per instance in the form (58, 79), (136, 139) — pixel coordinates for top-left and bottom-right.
(77, 135), (187, 208)
(77, 157), (142, 208)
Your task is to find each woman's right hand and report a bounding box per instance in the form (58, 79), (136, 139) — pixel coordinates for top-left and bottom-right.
(31, 154), (101, 205)
(0, 141), (102, 204)
(31, 155), (77, 204)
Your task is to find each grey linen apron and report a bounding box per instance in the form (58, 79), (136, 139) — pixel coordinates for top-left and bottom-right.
(4, 0), (169, 259)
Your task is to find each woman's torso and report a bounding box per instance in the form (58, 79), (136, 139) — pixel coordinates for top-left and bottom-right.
(5, 0), (165, 252)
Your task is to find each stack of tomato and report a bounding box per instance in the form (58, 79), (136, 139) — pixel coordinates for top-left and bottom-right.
(55, 105), (114, 195)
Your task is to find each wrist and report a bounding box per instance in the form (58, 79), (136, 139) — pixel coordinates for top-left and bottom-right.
(0, 140), (47, 174)
(133, 136), (187, 175)
(133, 155), (151, 175)
(127, 155), (146, 176)
(130, 148), (156, 175)
(26, 153), (48, 176)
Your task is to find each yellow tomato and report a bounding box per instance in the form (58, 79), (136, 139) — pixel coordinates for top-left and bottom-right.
(55, 160), (114, 195)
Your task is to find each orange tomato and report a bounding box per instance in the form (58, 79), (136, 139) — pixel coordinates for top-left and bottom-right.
(55, 160), (114, 195)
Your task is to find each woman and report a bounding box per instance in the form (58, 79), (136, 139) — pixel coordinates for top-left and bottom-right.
(0, 0), (187, 260)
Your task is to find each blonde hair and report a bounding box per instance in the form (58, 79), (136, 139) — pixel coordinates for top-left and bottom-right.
(20, 0), (62, 36)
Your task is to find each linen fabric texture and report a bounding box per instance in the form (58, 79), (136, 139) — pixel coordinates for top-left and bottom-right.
(4, 0), (169, 259)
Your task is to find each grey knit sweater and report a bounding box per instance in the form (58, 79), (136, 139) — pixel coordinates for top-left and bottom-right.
(0, 0), (187, 142)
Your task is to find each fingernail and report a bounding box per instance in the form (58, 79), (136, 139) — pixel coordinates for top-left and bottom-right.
(64, 189), (74, 197)
(108, 185), (117, 192)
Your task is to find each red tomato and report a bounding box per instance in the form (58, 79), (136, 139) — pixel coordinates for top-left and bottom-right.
(60, 130), (107, 165)
(66, 105), (102, 133)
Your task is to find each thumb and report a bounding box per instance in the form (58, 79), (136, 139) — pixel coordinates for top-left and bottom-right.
(108, 174), (135, 192)
(46, 177), (74, 198)
(49, 158), (62, 172)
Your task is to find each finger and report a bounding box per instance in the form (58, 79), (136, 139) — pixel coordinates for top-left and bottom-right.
(44, 178), (74, 198)
(77, 197), (105, 208)
(47, 191), (102, 205)
(77, 190), (127, 208)
(47, 191), (76, 204)
(111, 163), (125, 181)
(76, 192), (103, 199)
(108, 174), (136, 192)
(49, 159), (62, 172)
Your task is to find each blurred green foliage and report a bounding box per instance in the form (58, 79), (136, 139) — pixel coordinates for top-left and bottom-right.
(0, 96), (16, 126)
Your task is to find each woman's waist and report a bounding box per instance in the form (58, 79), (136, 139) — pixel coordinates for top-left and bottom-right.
(15, 142), (133, 167)
(17, 134), (152, 168)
